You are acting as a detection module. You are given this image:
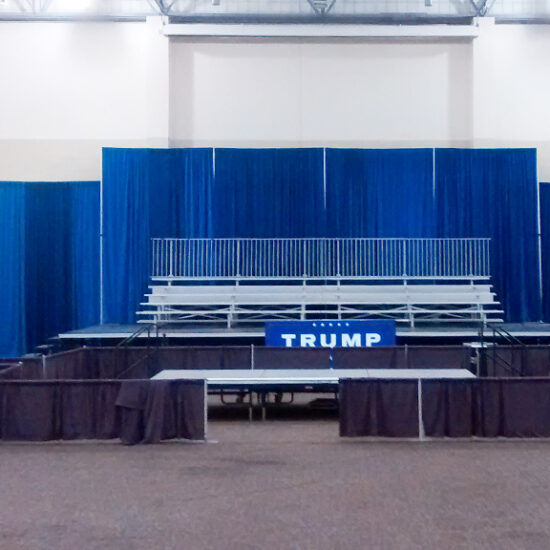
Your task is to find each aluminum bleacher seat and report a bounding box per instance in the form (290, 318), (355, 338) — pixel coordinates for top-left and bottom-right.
(137, 238), (504, 328)
(137, 282), (503, 328)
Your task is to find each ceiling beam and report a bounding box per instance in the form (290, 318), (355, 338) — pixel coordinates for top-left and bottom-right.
(163, 22), (480, 38)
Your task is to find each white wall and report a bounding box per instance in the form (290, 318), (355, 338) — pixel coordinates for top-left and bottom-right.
(169, 38), (473, 147)
(473, 22), (550, 181)
(0, 21), (149, 180)
(169, 24), (550, 180)
(1, 20), (550, 181)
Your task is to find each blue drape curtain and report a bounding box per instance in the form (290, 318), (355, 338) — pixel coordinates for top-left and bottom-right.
(435, 149), (540, 322)
(25, 183), (73, 350)
(103, 147), (540, 324)
(540, 182), (550, 321)
(1, 148), (538, 357)
(70, 182), (101, 329)
(102, 148), (213, 324)
(0, 181), (100, 358)
(325, 148), (435, 237)
(212, 148), (325, 237)
(0, 183), (26, 357)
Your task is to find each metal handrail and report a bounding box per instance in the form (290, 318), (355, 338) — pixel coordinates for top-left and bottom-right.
(487, 323), (525, 347)
(151, 237), (491, 281)
(115, 323), (152, 349)
(115, 321), (169, 379)
(481, 323), (526, 377)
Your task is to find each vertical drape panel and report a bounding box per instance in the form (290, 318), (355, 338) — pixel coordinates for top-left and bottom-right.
(254, 348), (331, 369)
(540, 182), (550, 321)
(342, 379), (550, 439)
(332, 347), (407, 369)
(25, 182), (100, 352)
(148, 149), (214, 239)
(0, 183), (26, 357)
(25, 183), (72, 349)
(212, 148), (325, 237)
(102, 147), (540, 324)
(103, 149), (151, 325)
(115, 379), (206, 444)
(422, 379), (550, 438)
(70, 181), (100, 329)
(0, 181), (99, 357)
(422, 380), (476, 437)
(325, 149), (435, 237)
(102, 148), (214, 323)
(339, 379), (419, 437)
(406, 346), (471, 370)
(0, 380), (205, 443)
(435, 148), (540, 322)
(0, 383), (60, 441)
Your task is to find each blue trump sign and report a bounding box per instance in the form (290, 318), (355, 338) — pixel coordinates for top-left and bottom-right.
(265, 320), (396, 348)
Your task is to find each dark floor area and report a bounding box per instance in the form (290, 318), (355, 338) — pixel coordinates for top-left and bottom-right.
(2, 421), (550, 550)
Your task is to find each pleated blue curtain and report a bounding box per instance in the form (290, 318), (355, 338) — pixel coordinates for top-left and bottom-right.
(102, 148), (214, 323)
(0, 183), (26, 357)
(25, 183), (73, 349)
(435, 148), (540, 322)
(148, 148), (214, 238)
(103, 149), (151, 325)
(2, 147), (540, 357)
(212, 148), (325, 237)
(0, 181), (99, 357)
(325, 149), (435, 237)
(69, 182), (101, 329)
(103, 147), (539, 324)
(540, 182), (550, 321)
(25, 182), (100, 352)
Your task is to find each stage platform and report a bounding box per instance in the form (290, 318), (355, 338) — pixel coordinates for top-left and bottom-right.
(152, 368), (475, 390)
(56, 322), (550, 346)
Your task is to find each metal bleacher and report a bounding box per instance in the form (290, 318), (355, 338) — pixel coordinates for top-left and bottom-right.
(137, 238), (504, 328)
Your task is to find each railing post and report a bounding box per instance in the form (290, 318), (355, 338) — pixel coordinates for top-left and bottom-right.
(151, 236), (490, 282)
(151, 239), (155, 277)
(236, 240), (241, 279)
(469, 239), (473, 281)
(486, 239), (490, 278)
(169, 239), (174, 278)
(302, 239), (307, 278)
(336, 240), (341, 279)
(402, 240), (407, 278)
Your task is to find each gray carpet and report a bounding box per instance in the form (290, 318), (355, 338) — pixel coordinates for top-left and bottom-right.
(1, 421), (550, 550)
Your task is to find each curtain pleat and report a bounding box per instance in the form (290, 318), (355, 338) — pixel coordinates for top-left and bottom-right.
(540, 182), (550, 321)
(212, 148), (325, 237)
(325, 148), (435, 237)
(102, 148), (214, 323)
(0, 183), (26, 357)
(0, 181), (99, 357)
(435, 148), (540, 322)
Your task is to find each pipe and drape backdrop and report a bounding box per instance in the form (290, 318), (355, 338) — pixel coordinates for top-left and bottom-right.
(540, 182), (550, 322)
(103, 147), (540, 325)
(0, 181), (100, 357)
(0, 148), (542, 357)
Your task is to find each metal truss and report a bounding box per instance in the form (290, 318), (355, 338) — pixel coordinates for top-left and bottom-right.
(148, 0), (176, 15)
(468, 0), (498, 16)
(306, 0), (337, 16)
(0, 0), (547, 21)
(11, 0), (54, 13)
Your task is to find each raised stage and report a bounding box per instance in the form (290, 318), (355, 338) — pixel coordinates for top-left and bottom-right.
(153, 368), (475, 424)
(56, 322), (550, 347)
(152, 368), (474, 396)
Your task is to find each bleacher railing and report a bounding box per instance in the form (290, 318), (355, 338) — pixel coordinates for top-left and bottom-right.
(151, 238), (491, 281)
